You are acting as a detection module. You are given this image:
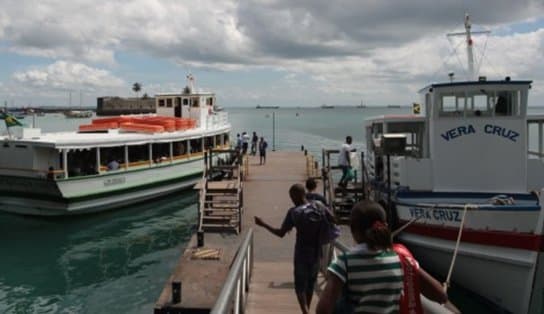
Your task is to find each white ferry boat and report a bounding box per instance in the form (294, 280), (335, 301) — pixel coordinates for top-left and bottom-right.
(63, 110), (93, 118)
(364, 16), (543, 314)
(0, 80), (230, 216)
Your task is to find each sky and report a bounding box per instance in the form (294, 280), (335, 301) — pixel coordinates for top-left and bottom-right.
(0, 0), (543, 108)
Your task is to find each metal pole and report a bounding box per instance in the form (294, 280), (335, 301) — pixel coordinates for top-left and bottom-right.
(361, 151), (366, 199)
(386, 154), (392, 226)
(272, 111), (276, 151)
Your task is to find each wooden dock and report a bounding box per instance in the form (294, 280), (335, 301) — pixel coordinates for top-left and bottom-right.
(154, 151), (353, 313)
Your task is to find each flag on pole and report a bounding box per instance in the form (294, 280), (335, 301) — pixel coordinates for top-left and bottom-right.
(0, 112), (24, 128)
(412, 103), (421, 115)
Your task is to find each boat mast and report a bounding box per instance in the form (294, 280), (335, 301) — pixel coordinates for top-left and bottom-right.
(447, 14), (490, 80)
(464, 14), (475, 80)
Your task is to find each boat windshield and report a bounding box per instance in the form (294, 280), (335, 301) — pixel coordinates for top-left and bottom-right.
(438, 90), (521, 118)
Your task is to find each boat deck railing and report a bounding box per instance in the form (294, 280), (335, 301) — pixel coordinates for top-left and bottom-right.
(205, 112), (229, 129)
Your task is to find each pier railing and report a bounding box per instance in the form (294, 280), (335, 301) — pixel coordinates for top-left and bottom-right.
(210, 228), (254, 314)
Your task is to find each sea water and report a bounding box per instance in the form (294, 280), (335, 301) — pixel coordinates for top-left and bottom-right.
(3, 106), (543, 313)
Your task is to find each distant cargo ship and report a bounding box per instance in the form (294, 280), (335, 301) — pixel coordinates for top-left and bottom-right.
(256, 105), (279, 109)
(321, 104), (334, 109)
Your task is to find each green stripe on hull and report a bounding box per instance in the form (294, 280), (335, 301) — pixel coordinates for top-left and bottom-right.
(0, 172), (202, 204)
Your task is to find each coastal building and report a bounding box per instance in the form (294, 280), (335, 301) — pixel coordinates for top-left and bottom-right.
(97, 96), (156, 116)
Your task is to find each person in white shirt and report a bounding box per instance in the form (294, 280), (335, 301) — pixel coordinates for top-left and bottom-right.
(338, 136), (353, 187)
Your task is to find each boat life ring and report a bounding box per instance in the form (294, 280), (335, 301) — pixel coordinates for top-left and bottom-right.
(393, 243), (423, 314)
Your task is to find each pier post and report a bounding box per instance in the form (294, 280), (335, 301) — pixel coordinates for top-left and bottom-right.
(197, 230), (204, 247)
(172, 281), (181, 304)
(272, 111), (276, 151)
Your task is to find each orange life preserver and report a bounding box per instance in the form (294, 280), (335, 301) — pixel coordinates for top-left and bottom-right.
(393, 243), (423, 314)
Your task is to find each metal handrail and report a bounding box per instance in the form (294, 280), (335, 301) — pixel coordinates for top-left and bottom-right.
(210, 228), (254, 314)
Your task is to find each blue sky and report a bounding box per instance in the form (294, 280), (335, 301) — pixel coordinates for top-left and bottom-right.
(0, 1), (543, 107)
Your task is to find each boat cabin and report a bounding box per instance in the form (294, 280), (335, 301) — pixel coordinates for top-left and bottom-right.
(0, 87), (230, 180)
(365, 78), (542, 194)
(155, 88), (215, 123)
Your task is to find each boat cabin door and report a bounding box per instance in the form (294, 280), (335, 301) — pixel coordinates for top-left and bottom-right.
(175, 99), (182, 118)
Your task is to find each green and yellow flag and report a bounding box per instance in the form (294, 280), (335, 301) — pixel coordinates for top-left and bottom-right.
(0, 112), (24, 128)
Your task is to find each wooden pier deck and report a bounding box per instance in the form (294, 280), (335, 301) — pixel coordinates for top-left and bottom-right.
(243, 151), (316, 313)
(155, 151), (353, 313)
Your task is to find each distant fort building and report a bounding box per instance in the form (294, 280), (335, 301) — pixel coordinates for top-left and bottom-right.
(96, 96), (156, 116)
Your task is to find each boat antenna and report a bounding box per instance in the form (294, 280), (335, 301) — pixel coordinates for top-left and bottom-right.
(447, 13), (490, 80)
(186, 74), (195, 93)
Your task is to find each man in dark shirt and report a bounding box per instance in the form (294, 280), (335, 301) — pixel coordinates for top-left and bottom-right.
(254, 184), (321, 314)
(305, 178), (327, 205)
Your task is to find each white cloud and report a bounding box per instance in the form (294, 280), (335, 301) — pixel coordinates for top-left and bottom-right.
(1, 1), (544, 106)
(13, 61), (124, 90)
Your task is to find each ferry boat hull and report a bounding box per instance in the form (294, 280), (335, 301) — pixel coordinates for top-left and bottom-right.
(392, 192), (544, 314)
(0, 157), (203, 215)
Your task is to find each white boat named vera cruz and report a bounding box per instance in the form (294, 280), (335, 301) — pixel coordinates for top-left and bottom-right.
(0, 78), (230, 215)
(365, 15), (543, 314)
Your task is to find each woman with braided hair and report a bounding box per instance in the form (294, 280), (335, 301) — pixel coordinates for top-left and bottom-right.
(317, 201), (449, 314)
(317, 200), (403, 313)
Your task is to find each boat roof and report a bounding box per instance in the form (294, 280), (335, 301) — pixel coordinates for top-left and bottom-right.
(1, 125), (230, 150)
(155, 91), (214, 97)
(418, 80), (532, 93)
(364, 114), (425, 125)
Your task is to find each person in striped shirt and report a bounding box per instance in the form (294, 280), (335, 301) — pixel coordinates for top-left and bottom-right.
(316, 200), (403, 314)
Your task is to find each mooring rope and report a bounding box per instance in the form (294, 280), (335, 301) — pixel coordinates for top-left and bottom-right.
(444, 203), (471, 292)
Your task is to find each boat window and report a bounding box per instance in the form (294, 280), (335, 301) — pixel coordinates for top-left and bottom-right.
(204, 136), (214, 150)
(191, 97), (200, 108)
(158, 99), (165, 107)
(69, 148), (98, 176)
(207, 97), (213, 106)
(166, 98), (173, 108)
(128, 144), (150, 164)
(100, 146), (124, 171)
(190, 138), (203, 153)
(473, 94), (488, 116)
(183, 98), (189, 106)
(152, 143), (170, 164)
(175, 97), (181, 106)
(173, 141), (187, 157)
(215, 134), (222, 147)
(439, 95), (461, 116)
(385, 122), (425, 158)
(224, 133), (230, 146)
(492, 91), (520, 116)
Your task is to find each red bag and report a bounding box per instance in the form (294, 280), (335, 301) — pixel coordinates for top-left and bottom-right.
(393, 243), (423, 314)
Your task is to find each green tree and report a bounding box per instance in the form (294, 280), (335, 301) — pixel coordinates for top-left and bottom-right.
(132, 82), (142, 98)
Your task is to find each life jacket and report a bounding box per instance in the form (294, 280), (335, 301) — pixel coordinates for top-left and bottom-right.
(393, 243), (423, 314)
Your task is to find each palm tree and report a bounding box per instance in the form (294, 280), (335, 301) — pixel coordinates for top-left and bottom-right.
(132, 82), (142, 98)
(132, 82), (142, 112)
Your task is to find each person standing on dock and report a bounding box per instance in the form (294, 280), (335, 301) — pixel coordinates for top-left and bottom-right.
(251, 131), (258, 155)
(254, 184), (321, 314)
(236, 133), (242, 151)
(338, 135), (354, 188)
(242, 132), (250, 155)
(258, 137), (268, 165)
